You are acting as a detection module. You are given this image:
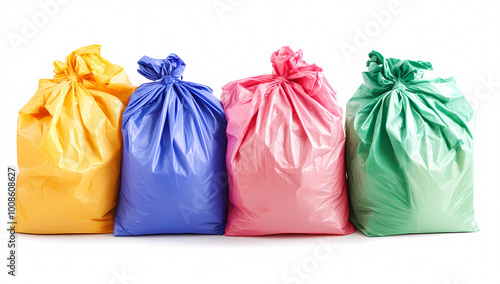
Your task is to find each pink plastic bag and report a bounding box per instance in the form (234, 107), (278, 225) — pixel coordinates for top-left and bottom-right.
(221, 47), (355, 236)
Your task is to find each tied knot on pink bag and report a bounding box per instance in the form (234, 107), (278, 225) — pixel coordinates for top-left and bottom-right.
(271, 46), (322, 79)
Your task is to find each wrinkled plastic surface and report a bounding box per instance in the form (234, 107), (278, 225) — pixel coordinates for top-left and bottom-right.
(222, 47), (355, 236)
(346, 51), (479, 237)
(113, 54), (228, 236)
(16, 45), (136, 234)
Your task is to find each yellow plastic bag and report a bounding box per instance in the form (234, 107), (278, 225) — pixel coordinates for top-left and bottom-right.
(15, 45), (136, 234)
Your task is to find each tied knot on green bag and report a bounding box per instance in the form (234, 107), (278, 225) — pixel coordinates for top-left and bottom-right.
(364, 50), (433, 96)
(355, 50), (474, 152)
(391, 79), (406, 91)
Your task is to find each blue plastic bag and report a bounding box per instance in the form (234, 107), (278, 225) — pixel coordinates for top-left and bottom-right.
(113, 54), (228, 236)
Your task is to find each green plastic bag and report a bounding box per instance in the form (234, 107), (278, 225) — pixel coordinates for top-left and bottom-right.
(345, 51), (479, 237)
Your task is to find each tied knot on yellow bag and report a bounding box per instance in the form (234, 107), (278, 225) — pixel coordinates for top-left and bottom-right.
(16, 45), (136, 234)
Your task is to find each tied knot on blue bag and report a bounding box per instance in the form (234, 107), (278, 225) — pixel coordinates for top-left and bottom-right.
(366, 50), (434, 95)
(137, 54), (185, 84)
(160, 75), (181, 84)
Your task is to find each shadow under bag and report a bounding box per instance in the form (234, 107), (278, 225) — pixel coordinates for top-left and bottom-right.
(345, 51), (479, 237)
(114, 54), (228, 236)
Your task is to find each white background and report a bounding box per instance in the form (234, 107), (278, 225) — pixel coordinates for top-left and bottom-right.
(1, 0), (499, 283)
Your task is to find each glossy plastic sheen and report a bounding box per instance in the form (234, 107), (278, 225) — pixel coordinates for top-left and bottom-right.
(113, 54), (228, 236)
(346, 51), (479, 237)
(222, 47), (355, 236)
(16, 45), (136, 234)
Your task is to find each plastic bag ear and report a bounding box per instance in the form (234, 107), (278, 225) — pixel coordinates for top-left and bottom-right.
(164, 54), (186, 78)
(137, 56), (164, 81)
